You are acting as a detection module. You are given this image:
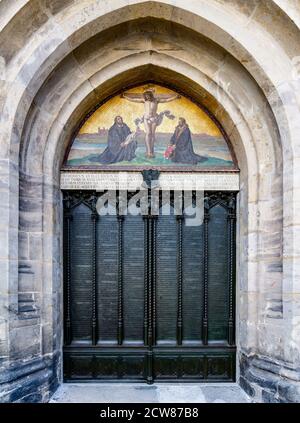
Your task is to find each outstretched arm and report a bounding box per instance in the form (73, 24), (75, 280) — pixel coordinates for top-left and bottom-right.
(158, 93), (181, 103)
(121, 92), (145, 103)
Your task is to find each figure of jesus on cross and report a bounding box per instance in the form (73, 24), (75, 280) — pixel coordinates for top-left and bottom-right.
(121, 88), (180, 158)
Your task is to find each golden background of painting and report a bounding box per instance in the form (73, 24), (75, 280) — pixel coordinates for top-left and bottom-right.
(79, 84), (221, 136)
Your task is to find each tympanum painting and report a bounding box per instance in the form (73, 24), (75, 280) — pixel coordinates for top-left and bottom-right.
(64, 84), (237, 170)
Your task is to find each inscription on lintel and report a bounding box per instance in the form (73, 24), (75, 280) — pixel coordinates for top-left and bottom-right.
(60, 171), (239, 191)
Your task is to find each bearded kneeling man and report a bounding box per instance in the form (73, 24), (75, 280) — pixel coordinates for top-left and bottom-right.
(169, 117), (207, 165)
(92, 116), (137, 165)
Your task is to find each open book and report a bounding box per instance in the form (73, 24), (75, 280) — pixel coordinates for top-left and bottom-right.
(122, 132), (137, 146)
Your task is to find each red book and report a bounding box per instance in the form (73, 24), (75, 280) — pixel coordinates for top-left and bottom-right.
(164, 145), (175, 159)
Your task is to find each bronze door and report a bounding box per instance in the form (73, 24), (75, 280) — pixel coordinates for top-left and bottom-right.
(63, 190), (236, 382)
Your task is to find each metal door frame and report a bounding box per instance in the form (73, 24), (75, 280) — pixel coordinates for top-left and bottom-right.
(62, 190), (237, 383)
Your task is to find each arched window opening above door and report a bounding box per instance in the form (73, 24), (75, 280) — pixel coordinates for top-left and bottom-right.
(62, 83), (238, 172)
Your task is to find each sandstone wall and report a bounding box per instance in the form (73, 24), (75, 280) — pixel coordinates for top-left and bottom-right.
(0, 0), (299, 402)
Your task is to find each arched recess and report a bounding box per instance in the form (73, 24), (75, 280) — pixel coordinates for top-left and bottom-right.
(18, 45), (282, 388)
(1, 0), (299, 402)
(16, 23), (284, 396)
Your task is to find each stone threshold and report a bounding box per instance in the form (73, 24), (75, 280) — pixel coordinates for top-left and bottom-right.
(49, 382), (251, 403)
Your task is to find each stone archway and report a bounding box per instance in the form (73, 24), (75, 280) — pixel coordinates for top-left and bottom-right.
(60, 80), (240, 383)
(0, 1), (299, 403)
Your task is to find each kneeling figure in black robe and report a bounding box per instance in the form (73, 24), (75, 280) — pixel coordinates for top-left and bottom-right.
(94, 116), (137, 164)
(169, 118), (207, 165)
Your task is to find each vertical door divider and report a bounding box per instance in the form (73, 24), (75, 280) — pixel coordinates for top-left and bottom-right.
(152, 215), (157, 347)
(228, 197), (236, 346)
(143, 215), (149, 346)
(202, 197), (209, 345)
(177, 214), (184, 346)
(91, 209), (98, 345)
(147, 213), (154, 384)
(117, 210), (124, 346)
(65, 209), (73, 346)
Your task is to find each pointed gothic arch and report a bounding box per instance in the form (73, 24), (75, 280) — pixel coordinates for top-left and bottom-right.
(0, 1), (299, 402)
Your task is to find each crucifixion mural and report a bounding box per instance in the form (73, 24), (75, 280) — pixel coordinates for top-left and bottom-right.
(64, 84), (237, 171)
(121, 88), (180, 158)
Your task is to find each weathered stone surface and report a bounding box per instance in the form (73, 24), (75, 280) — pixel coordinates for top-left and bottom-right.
(9, 325), (41, 360)
(49, 382), (250, 403)
(240, 353), (300, 403)
(0, 354), (59, 403)
(0, 0), (299, 404)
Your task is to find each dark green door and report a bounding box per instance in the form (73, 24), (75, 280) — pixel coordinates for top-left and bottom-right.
(63, 190), (236, 382)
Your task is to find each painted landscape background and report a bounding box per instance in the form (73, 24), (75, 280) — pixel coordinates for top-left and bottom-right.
(65, 84), (235, 168)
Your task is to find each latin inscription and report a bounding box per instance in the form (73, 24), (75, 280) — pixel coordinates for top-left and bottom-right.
(60, 171), (239, 191)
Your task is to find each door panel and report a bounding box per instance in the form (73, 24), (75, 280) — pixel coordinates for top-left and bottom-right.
(63, 190), (237, 382)
(70, 203), (93, 342)
(97, 215), (118, 344)
(123, 214), (145, 344)
(156, 212), (178, 345)
(208, 204), (229, 342)
(182, 214), (203, 343)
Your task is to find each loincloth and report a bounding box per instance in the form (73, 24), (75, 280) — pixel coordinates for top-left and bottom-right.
(135, 110), (175, 128)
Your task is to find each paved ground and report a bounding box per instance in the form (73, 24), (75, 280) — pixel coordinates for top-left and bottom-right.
(50, 383), (251, 403)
